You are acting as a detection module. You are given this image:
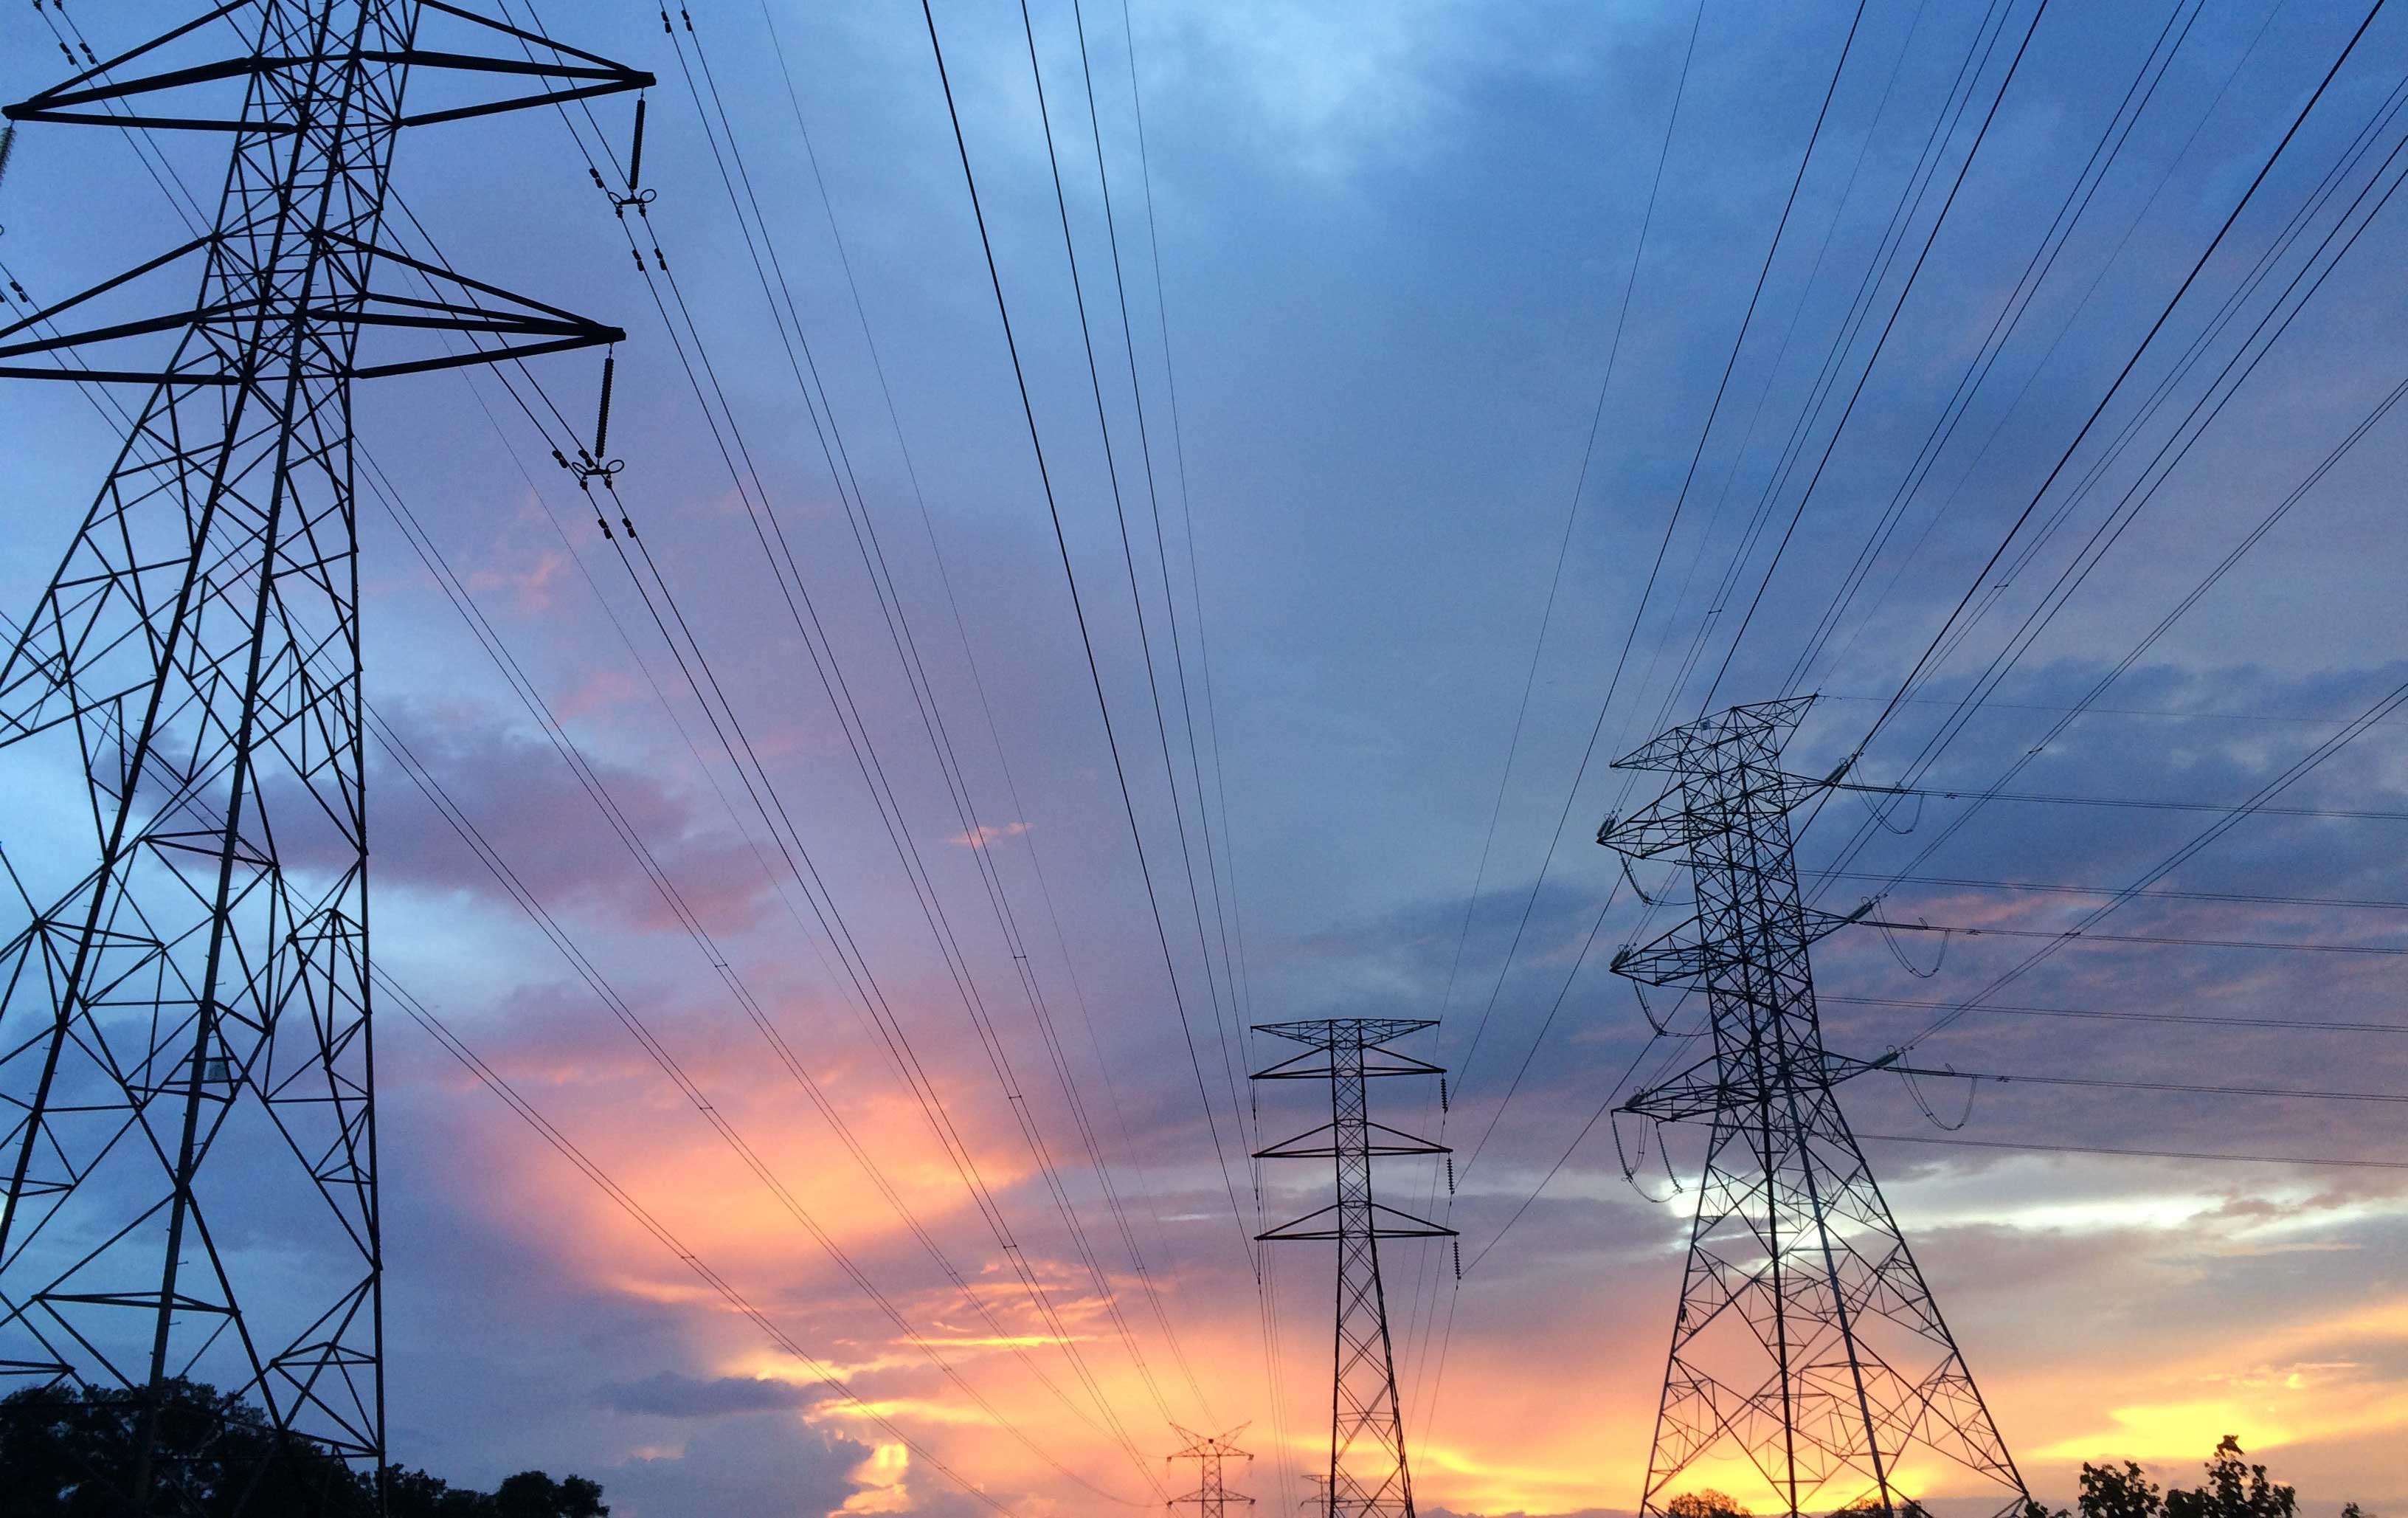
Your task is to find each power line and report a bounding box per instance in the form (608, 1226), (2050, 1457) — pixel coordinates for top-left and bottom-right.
(1888, 675), (2408, 1058)
(1791, 26), (2408, 996)
(465, 11), (1199, 1466)
(1025, 3), (1263, 1305)
(1838, 781), (2408, 824)
(1453, 0), (1875, 1112)
(912, 0), (1258, 1272)
(1416, 0), (2038, 1426)
(1858, 1132), (2408, 1170)
(376, 969), (1025, 1511)
(657, 5), (1203, 1437)
(1082, 1), (1295, 1488)
(1809, 869), (2408, 911)
(743, 0), (1222, 1427)
(1830, 0), (2391, 770)
(1631, 0), (2024, 746)
(1824, 993), (2408, 1036)
(1402, 0), (1708, 1437)
(387, 209), (1173, 1486)
(79, 27), (1177, 1477)
(1887, 1065), (2408, 1105)
(1783, 0), (2244, 694)
(1815, 691), (2382, 726)
(1696, 0), (2050, 712)
(1863, 917), (2408, 956)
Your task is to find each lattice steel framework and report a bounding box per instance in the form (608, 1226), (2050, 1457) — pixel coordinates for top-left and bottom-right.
(1168, 1422), (1255, 1518)
(0, 4), (645, 1509)
(1596, 698), (2026, 1518)
(1253, 1019), (1453, 1518)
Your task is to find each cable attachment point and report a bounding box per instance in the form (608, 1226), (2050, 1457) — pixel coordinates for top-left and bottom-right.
(607, 96), (658, 218)
(569, 350), (626, 491)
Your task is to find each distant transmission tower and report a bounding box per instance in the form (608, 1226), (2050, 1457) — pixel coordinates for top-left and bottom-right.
(0, 4), (646, 1508)
(1168, 1423), (1256, 1518)
(1253, 1019), (1454, 1518)
(1595, 698), (2027, 1518)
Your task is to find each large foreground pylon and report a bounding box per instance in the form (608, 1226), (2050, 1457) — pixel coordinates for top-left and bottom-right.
(1596, 698), (2027, 1518)
(1253, 1018), (1453, 1518)
(0, 4), (646, 1508)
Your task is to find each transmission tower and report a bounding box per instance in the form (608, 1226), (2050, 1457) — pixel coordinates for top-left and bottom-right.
(1253, 1019), (1454, 1518)
(1169, 1423), (1256, 1518)
(0, 4), (646, 1509)
(1594, 698), (2027, 1518)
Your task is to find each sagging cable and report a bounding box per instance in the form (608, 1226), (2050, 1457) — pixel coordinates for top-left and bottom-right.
(1610, 1109), (1682, 1204)
(1900, 1063), (1976, 1131)
(1632, 982), (1670, 1036)
(1878, 914), (1948, 980)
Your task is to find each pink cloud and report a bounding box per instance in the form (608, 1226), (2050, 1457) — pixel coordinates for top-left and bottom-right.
(946, 821), (1031, 851)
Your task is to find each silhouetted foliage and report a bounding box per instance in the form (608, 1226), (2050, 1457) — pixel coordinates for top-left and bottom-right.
(2164, 1438), (2296, 1518)
(1665, 1491), (1751, 1518)
(2054, 1437), (2319, 1518)
(0, 1381), (605, 1518)
(2080, 1460), (2162, 1518)
(488, 1472), (607, 1518)
(0, 1379), (367, 1517)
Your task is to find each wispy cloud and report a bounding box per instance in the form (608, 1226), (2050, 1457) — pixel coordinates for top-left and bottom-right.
(945, 821), (1031, 850)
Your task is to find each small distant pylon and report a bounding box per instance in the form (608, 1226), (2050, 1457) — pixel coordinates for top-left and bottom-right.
(1253, 1019), (1454, 1518)
(1169, 1423), (1255, 1518)
(1298, 1472), (1333, 1514)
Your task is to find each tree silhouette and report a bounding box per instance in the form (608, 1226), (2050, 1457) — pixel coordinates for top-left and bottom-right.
(2061, 1437), (2322, 1518)
(1665, 1490), (1750, 1518)
(0, 1381), (606, 1517)
(2163, 1438), (2295, 1518)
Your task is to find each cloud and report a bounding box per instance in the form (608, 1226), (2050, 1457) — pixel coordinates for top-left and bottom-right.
(946, 820), (1031, 849)
(601, 1371), (828, 1419)
(602, 1410), (872, 1518)
(356, 694), (785, 936)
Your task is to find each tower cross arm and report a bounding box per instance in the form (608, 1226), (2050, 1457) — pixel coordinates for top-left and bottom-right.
(0, 230), (626, 387)
(1607, 917), (1712, 987)
(5, 0), (654, 132)
(1256, 1202), (1457, 1242)
(1253, 1121), (1449, 1160)
(1596, 789), (1703, 860)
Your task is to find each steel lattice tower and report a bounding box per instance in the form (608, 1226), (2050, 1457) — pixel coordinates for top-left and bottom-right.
(1169, 1423), (1256, 1518)
(1253, 1019), (1454, 1518)
(1595, 698), (2026, 1518)
(0, 5), (646, 1508)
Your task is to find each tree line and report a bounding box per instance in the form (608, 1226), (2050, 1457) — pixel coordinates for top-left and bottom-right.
(0, 1381), (606, 1517)
(1663, 1437), (2375, 1518)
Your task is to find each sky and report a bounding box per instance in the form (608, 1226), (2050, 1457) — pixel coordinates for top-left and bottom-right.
(3, 0), (2407, 1514)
